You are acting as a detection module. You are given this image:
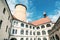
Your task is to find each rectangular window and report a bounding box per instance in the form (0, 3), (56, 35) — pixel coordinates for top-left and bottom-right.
(6, 25), (8, 32)
(0, 20), (3, 29)
(30, 31), (32, 35)
(12, 29), (17, 34)
(3, 8), (6, 14)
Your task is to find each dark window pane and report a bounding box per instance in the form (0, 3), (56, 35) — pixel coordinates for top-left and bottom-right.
(21, 38), (23, 40)
(46, 24), (51, 27)
(26, 38), (28, 40)
(37, 32), (40, 35)
(38, 38), (41, 40)
(48, 30), (51, 34)
(26, 24), (28, 28)
(21, 29), (24, 34)
(30, 26), (32, 29)
(12, 29), (17, 34)
(3, 8), (6, 14)
(42, 31), (46, 35)
(43, 38), (47, 40)
(21, 23), (24, 27)
(30, 31), (32, 35)
(0, 20), (3, 29)
(26, 30), (28, 35)
(37, 27), (40, 29)
(41, 25), (45, 28)
(33, 32), (35, 35)
(6, 25), (8, 32)
(33, 27), (35, 29)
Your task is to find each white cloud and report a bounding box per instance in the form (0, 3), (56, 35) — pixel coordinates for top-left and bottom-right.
(49, 1), (60, 23)
(49, 10), (60, 23)
(7, 0), (29, 13)
(26, 12), (34, 22)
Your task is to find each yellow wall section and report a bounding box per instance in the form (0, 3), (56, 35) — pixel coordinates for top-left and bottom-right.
(13, 5), (26, 22)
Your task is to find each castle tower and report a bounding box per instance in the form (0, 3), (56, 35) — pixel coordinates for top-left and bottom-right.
(13, 4), (27, 22)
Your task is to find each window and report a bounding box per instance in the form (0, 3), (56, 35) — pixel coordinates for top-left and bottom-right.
(37, 32), (40, 35)
(42, 30), (46, 35)
(21, 23), (24, 27)
(30, 26), (32, 29)
(0, 20), (3, 29)
(6, 25), (8, 32)
(38, 38), (41, 40)
(3, 8), (6, 14)
(30, 31), (32, 35)
(20, 38), (23, 40)
(12, 29), (17, 34)
(37, 27), (40, 29)
(30, 38), (32, 40)
(43, 38), (47, 40)
(33, 27), (35, 29)
(34, 38), (36, 40)
(26, 38), (28, 40)
(21, 29), (24, 34)
(26, 30), (28, 35)
(41, 25), (45, 28)
(13, 20), (18, 25)
(26, 24), (28, 28)
(46, 24), (51, 27)
(48, 30), (51, 34)
(33, 32), (35, 35)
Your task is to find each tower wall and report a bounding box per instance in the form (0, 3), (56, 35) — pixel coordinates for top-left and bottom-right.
(13, 4), (27, 22)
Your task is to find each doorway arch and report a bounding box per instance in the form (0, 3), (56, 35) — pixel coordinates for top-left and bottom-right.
(55, 34), (59, 40)
(10, 38), (17, 40)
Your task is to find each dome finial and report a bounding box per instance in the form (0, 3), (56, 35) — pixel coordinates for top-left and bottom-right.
(43, 11), (47, 18)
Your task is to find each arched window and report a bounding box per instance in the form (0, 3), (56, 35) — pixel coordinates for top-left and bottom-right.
(10, 38), (17, 40)
(30, 26), (32, 29)
(42, 30), (46, 35)
(41, 25), (45, 28)
(38, 38), (41, 40)
(55, 34), (59, 40)
(37, 32), (40, 35)
(43, 38), (47, 40)
(37, 27), (40, 29)
(33, 27), (35, 29)
(26, 24), (28, 28)
(21, 29), (24, 34)
(20, 38), (23, 40)
(21, 23), (24, 27)
(26, 30), (28, 35)
(26, 38), (28, 40)
(46, 24), (51, 27)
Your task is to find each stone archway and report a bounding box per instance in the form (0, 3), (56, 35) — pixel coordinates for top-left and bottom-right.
(10, 38), (17, 40)
(55, 34), (59, 40)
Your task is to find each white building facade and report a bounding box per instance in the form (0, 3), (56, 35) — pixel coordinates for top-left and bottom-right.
(0, 0), (12, 40)
(10, 19), (54, 40)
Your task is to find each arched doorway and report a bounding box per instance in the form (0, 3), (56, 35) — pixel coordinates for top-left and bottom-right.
(55, 34), (59, 40)
(10, 38), (17, 40)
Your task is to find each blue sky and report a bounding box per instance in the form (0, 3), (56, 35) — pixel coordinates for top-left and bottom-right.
(7, 0), (60, 22)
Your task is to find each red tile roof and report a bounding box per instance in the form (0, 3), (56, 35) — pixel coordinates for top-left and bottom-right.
(31, 17), (51, 26)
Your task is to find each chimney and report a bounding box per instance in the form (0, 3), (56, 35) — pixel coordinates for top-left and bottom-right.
(43, 11), (47, 18)
(13, 4), (27, 22)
